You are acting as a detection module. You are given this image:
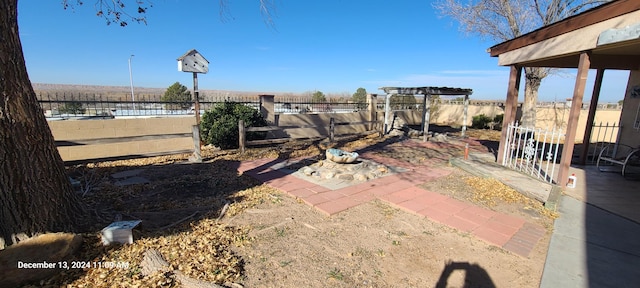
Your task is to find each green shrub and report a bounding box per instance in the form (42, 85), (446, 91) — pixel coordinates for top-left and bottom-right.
(493, 114), (503, 124)
(162, 82), (192, 110)
(471, 114), (492, 129)
(493, 114), (504, 130)
(59, 101), (85, 115)
(200, 102), (267, 149)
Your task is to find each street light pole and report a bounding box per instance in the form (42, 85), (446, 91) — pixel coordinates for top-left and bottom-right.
(128, 54), (135, 110)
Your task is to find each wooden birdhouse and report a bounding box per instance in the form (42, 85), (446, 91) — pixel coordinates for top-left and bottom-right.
(177, 49), (209, 74)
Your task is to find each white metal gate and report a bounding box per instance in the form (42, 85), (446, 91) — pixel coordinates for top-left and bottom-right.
(502, 122), (565, 184)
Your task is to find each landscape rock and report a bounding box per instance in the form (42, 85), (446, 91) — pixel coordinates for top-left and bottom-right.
(338, 174), (354, 181)
(296, 158), (394, 183)
(354, 173), (368, 181)
(431, 133), (448, 142)
(302, 167), (315, 176)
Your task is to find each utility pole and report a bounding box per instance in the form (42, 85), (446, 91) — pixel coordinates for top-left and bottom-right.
(128, 54), (136, 111)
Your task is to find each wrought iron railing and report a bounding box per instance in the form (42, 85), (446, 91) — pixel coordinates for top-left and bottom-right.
(274, 98), (367, 114)
(37, 93), (260, 118)
(502, 122), (565, 184)
(586, 122), (620, 164)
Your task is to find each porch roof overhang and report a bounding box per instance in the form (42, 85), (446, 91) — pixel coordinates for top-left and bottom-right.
(379, 86), (473, 96)
(487, 0), (640, 183)
(487, 0), (640, 70)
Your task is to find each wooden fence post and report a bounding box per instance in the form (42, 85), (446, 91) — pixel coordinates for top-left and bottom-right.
(329, 117), (335, 142)
(238, 120), (246, 153)
(190, 125), (202, 163)
(376, 112), (383, 138)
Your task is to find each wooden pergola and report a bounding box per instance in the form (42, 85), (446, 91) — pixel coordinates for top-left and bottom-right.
(379, 86), (473, 141)
(488, 0), (640, 185)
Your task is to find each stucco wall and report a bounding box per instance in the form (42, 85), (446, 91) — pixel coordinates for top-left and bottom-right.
(394, 104), (506, 127)
(536, 107), (622, 143)
(48, 104), (624, 162)
(276, 111), (376, 138)
(49, 117), (196, 162)
(394, 104), (622, 143)
(619, 70), (640, 148)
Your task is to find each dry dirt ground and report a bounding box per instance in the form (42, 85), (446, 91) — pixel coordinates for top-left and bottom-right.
(13, 128), (555, 288)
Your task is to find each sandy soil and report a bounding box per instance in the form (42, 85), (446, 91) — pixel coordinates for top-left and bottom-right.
(228, 183), (551, 287)
(10, 129), (554, 287)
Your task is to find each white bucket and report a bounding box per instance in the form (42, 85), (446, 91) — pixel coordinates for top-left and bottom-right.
(567, 174), (577, 188)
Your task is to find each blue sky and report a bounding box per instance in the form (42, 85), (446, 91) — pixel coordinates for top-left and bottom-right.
(18, 0), (628, 102)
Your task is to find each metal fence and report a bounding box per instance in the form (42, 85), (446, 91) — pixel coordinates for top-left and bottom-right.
(502, 122), (565, 184)
(376, 95), (424, 111)
(372, 96), (621, 110)
(38, 92), (623, 119)
(585, 122), (620, 164)
(274, 98), (367, 114)
(374, 96), (508, 111)
(38, 93), (260, 119)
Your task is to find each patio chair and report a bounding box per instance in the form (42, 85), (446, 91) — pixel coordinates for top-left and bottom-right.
(596, 143), (640, 178)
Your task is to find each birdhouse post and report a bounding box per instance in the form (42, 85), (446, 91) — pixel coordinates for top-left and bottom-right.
(177, 49), (209, 124)
(178, 49), (209, 163)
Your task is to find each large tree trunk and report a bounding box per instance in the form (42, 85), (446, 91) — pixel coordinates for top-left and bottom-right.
(521, 67), (548, 128)
(0, 0), (86, 249)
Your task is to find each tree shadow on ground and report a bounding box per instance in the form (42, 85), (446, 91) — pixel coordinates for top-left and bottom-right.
(17, 128), (505, 286)
(413, 124), (501, 156)
(74, 157), (261, 231)
(14, 152), (275, 287)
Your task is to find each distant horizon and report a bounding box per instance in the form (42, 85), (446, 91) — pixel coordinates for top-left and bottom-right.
(19, 2), (629, 104)
(32, 82), (625, 104)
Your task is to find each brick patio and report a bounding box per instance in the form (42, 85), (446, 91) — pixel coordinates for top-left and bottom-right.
(234, 140), (546, 258)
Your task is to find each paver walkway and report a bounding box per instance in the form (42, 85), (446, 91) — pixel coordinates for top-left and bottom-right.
(234, 140), (545, 257)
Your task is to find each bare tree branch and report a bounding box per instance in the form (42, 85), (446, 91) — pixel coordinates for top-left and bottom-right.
(218, 0), (277, 28)
(433, 0), (610, 127)
(434, 0), (610, 41)
(63, 0), (277, 28)
(62, 0), (151, 26)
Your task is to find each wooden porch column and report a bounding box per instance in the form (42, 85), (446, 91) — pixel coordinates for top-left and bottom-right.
(422, 94), (431, 142)
(497, 65), (522, 164)
(579, 68), (605, 165)
(461, 94), (469, 137)
(558, 52), (591, 186)
(384, 92), (392, 134)
(366, 94), (377, 131)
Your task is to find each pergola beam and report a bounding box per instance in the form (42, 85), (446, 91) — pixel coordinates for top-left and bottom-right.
(380, 86), (473, 141)
(380, 87), (472, 96)
(421, 94), (431, 142)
